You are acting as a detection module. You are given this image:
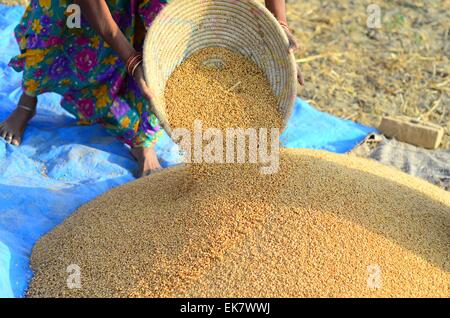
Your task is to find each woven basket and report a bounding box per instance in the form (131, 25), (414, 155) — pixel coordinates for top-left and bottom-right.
(143, 0), (297, 135)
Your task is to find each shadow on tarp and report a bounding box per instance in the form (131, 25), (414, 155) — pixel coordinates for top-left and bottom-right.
(0, 4), (376, 297)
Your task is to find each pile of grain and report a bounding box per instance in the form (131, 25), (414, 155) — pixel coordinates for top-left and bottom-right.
(28, 149), (450, 297)
(164, 47), (283, 131)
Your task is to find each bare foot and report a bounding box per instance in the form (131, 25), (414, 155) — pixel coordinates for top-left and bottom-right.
(0, 93), (37, 146)
(130, 146), (163, 178)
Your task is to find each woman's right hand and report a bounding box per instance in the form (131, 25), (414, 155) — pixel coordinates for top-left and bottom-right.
(132, 64), (169, 132)
(133, 64), (154, 107)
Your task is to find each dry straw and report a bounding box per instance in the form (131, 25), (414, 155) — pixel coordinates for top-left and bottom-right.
(283, 1), (449, 148)
(143, 0), (297, 135)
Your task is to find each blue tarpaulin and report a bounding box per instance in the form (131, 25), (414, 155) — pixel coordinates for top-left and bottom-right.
(0, 4), (376, 298)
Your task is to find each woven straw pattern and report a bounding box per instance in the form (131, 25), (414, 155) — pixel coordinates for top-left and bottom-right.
(143, 0), (297, 135)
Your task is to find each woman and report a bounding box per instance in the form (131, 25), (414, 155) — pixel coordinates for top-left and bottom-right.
(0, 0), (304, 177)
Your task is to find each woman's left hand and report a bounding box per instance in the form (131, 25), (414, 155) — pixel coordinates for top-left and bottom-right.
(280, 24), (305, 86)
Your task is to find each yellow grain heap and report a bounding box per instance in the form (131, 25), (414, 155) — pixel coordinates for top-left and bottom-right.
(28, 149), (450, 297)
(164, 47), (283, 131)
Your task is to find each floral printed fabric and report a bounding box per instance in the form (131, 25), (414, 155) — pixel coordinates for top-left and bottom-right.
(9, 0), (168, 148)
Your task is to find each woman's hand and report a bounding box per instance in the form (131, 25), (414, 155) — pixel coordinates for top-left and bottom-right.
(133, 65), (154, 107)
(133, 65), (169, 132)
(263, 0), (305, 86)
(280, 24), (305, 86)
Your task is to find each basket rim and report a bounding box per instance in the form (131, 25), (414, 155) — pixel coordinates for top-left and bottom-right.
(142, 0), (298, 136)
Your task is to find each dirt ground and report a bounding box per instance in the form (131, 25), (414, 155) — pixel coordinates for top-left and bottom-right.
(2, 0), (449, 148)
(286, 0), (449, 148)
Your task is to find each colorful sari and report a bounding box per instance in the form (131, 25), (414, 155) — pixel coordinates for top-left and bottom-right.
(9, 0), (168, 148)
